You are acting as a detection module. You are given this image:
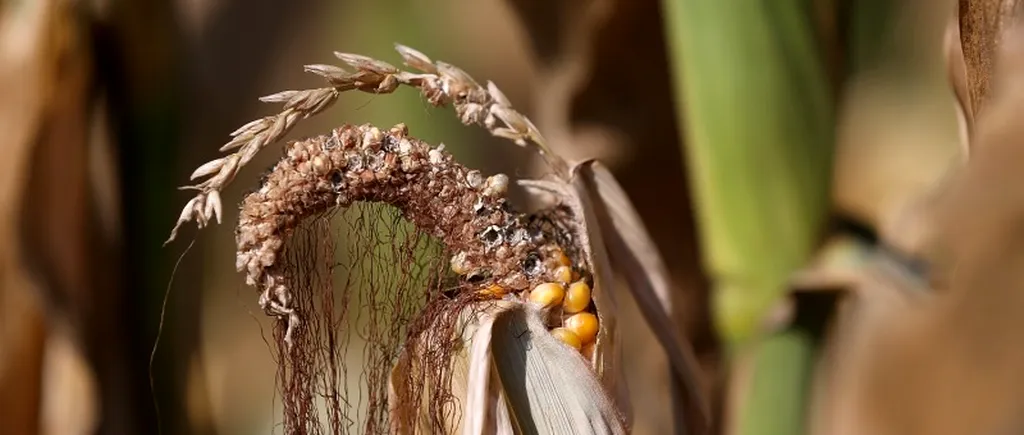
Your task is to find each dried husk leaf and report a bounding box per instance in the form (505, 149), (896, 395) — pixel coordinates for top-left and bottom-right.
(462, 304), (516, 435)
(516, 159), (711, 434)
(490, 304), (628, 435)
(570, 160), (709, 434)
(811, 23), (1024, 435)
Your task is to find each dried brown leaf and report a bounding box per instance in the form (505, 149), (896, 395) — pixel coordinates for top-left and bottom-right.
(958, 0), (1024, 119)
(815, 22), (1024, 435)
(0, 0), (121, 433)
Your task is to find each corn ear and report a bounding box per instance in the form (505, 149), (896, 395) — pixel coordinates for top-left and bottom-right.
(388, 300), (629, 435)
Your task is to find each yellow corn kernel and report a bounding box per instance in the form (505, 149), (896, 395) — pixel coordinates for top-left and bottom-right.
(563, 281), (591, 314)
(554, 249), (571, 268)
(528, 282), (565, 308)
(581, 343), (596, 361)
(565, 312), (599, 344)
(479, 284), (506, 297)
(553, 266), (573, 284)
(550, 327), (582, 350)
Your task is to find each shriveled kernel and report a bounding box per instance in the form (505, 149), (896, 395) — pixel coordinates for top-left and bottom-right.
(450, 252), (470, 275)
(330, 153), (348, 168)
(565, 312), (599, 344)
(482, 174), (509, 197)
(465, 170), (484, 189)
(389, 123), (408, 137)
(550, 327), (582, 350)
(311, 155), (330, 175)
(479, 284), (507, 297)
(553, 266), (572, 284)
(554, 249), (571, 268)
(563, 281), (591, 314)
(528, 282), (565, 308)
(428, 149), (444, 165)
(362, 127), (383, 148)
(397, 138), (414, 155)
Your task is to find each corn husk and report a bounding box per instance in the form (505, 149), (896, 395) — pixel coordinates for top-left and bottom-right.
(570, 160), (710, 433)
(388, 301), (628, 435)
(516, 159), (711, 434)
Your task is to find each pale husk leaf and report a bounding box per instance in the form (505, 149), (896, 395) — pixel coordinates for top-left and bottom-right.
(490, 304), (628, 435)
(570, 160), (709, 434)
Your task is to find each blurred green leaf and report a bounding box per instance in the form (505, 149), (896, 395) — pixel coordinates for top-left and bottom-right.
(661, 0), (833, 344)
(661, 1), (835, 434)
(738, 331), (814, 435)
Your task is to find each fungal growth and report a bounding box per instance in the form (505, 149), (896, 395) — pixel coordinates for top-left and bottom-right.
(237, 122), (599, 347)
(166, 44), (622, 434)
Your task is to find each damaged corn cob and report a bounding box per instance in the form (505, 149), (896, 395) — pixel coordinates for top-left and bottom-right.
(166, 43), (707, 434)
(235, 121), (604, 356)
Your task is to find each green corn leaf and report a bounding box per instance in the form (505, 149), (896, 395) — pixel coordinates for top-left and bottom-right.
(660, 2), (836, 435)
(661, 0), (834, 342)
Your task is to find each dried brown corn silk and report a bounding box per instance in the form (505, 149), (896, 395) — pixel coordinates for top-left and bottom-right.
(166, 45), (706, 435)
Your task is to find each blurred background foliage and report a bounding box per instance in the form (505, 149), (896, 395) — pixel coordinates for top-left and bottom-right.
(2, 0), (1015, 434)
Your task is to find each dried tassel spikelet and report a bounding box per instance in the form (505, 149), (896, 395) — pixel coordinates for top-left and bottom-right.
(165, 45), (570, 246)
